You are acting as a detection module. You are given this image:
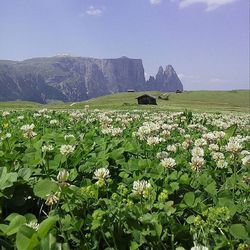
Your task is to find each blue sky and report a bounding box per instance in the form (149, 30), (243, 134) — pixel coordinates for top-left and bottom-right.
(0, 0), (249, 90)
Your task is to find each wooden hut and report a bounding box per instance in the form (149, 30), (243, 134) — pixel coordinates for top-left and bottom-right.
(176, 89), (183, 93)
(127, 89), (135, 92)
(136, 94), (157, 105)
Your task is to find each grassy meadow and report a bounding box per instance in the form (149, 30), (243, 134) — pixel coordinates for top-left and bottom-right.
(0, 90), (249, 112)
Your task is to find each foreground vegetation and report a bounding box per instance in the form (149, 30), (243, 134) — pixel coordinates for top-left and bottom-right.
(0, 90), (249, 112)
(0, 108), (249, 249)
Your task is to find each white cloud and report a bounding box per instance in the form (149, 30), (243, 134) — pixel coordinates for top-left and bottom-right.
(85, 6), (103, 16)
(150, 0), (162, 5)
(209, 78), (226, 83)
(179, 0), (237, 11)
(178, 73), (200, 81)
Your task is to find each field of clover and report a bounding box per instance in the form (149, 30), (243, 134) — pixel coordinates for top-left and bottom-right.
(0, 108), (249, 250)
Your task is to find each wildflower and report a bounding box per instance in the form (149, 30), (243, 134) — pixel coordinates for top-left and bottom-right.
(147, 136), (164, 145)
(94, 168), (110, 186)
(45, 193), (59, 206)
(167, 144), (177, 152)
(42, 144), (54, 153)
(5, 133), (11, 139)
(191, 156), (204, 172)
(216, 159), (228, 169)
(192, 147), (204, 157)
(60, 145), (75, 156)
(132, 180), (151, 198)
(57, 169), (70, 184)
(194, 138), (207, 147)
(191, 245), (209, 250)
(2, 111), (10, 117)
(156, 151), (169, 160)
(182, 140), (191, 150)
(64, 134), (75, 141)
(208, 144), (219, 151)
(242, 155), (250, 166)
(243, 176), (250, 184)
(38, 108), (48, 114)
(50, 119), (59, 125)
(17, 115), (24, 120)
(56, 169), (69, 186)
(20, 124), (37, 139)
(211, 152), (225, 161)
(225, 138), (242, 153)
(160, 157), (176, 169)
(25, 221), (39, 231)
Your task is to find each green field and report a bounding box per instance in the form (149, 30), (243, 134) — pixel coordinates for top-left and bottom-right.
(0, 90), (249, 112)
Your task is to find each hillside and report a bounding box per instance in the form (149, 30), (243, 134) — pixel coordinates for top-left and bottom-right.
(0, 90), (249, 112)
(79, 90), (250, 112)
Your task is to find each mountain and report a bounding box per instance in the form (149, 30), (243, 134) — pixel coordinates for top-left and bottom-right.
(145, 65), (183, 92)
(0, 56), (183, 103)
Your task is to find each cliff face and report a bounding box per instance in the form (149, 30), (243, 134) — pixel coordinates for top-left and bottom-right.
(0, 56), (183, 103)
(145, 65), (183, 92)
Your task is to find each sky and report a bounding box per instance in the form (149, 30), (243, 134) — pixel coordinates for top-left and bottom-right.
(0, 0), (249, 90)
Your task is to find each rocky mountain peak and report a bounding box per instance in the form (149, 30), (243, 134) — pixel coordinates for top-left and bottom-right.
(0, 56), (183, 103)
(145, 64), (183, 92)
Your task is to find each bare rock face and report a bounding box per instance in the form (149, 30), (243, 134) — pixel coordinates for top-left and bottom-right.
(0, 56), (183, 103)
(145, 65), (183, 92)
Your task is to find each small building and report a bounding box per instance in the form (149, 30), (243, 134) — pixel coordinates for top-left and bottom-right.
(127, 89), (135, 92)
(136, 94), (157, 105)
(176, 89), (183, 93)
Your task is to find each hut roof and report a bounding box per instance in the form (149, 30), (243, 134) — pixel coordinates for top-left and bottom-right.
(136, 94), (157, 99)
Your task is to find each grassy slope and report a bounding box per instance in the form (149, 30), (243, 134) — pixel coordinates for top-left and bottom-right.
(79, 90), (250, 112)
(0, 90), (249, 112)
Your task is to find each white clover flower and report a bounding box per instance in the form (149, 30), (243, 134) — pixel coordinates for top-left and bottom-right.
(57, 169), (70, 185)
(45, 193), (59, 206)
(167, 144), (177, 152)
(21, 124), (35, 132)
(64, 134), (75, 141)
(42, 144), (54, 153)
(147, 136), (164, 145)
(156, 151), (169, 160)
(242, 155), (250, 166)
(194, 138), (207, 147)
(160, 157), (176, 169)
(191, 245), (209, 250)
(33, 113), (41, 118)
(214, 131), (225, 139)
(93, 168), (110, 185)
(241, 150), (250, 156)
(132, 180), (151, 197)
(25, 221), (39, 231)
(202, 132), (217, 142)
(38, 108), (48, 114)
(191, 156), (204, 172)
(211, 152), (225, 161)
(192, 147), (204, 157)
(60, 145), (75, 156)
(182, 140), (191, 150)
(20, 124), (37, 139)
(50, 119), (59, 125)
(2, 111), (10, 117)
(17, 115), (24, 120)
(225, 139), (242, 153)
(216, 159), (228, 169)
(5, 133), (11, 138)
(208, 144), (219, 151)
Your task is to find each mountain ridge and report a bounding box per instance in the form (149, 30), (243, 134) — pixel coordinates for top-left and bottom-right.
(0, 56), (183, 103)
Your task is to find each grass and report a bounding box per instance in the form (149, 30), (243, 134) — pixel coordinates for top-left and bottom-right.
(0, 90), (249, 113)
